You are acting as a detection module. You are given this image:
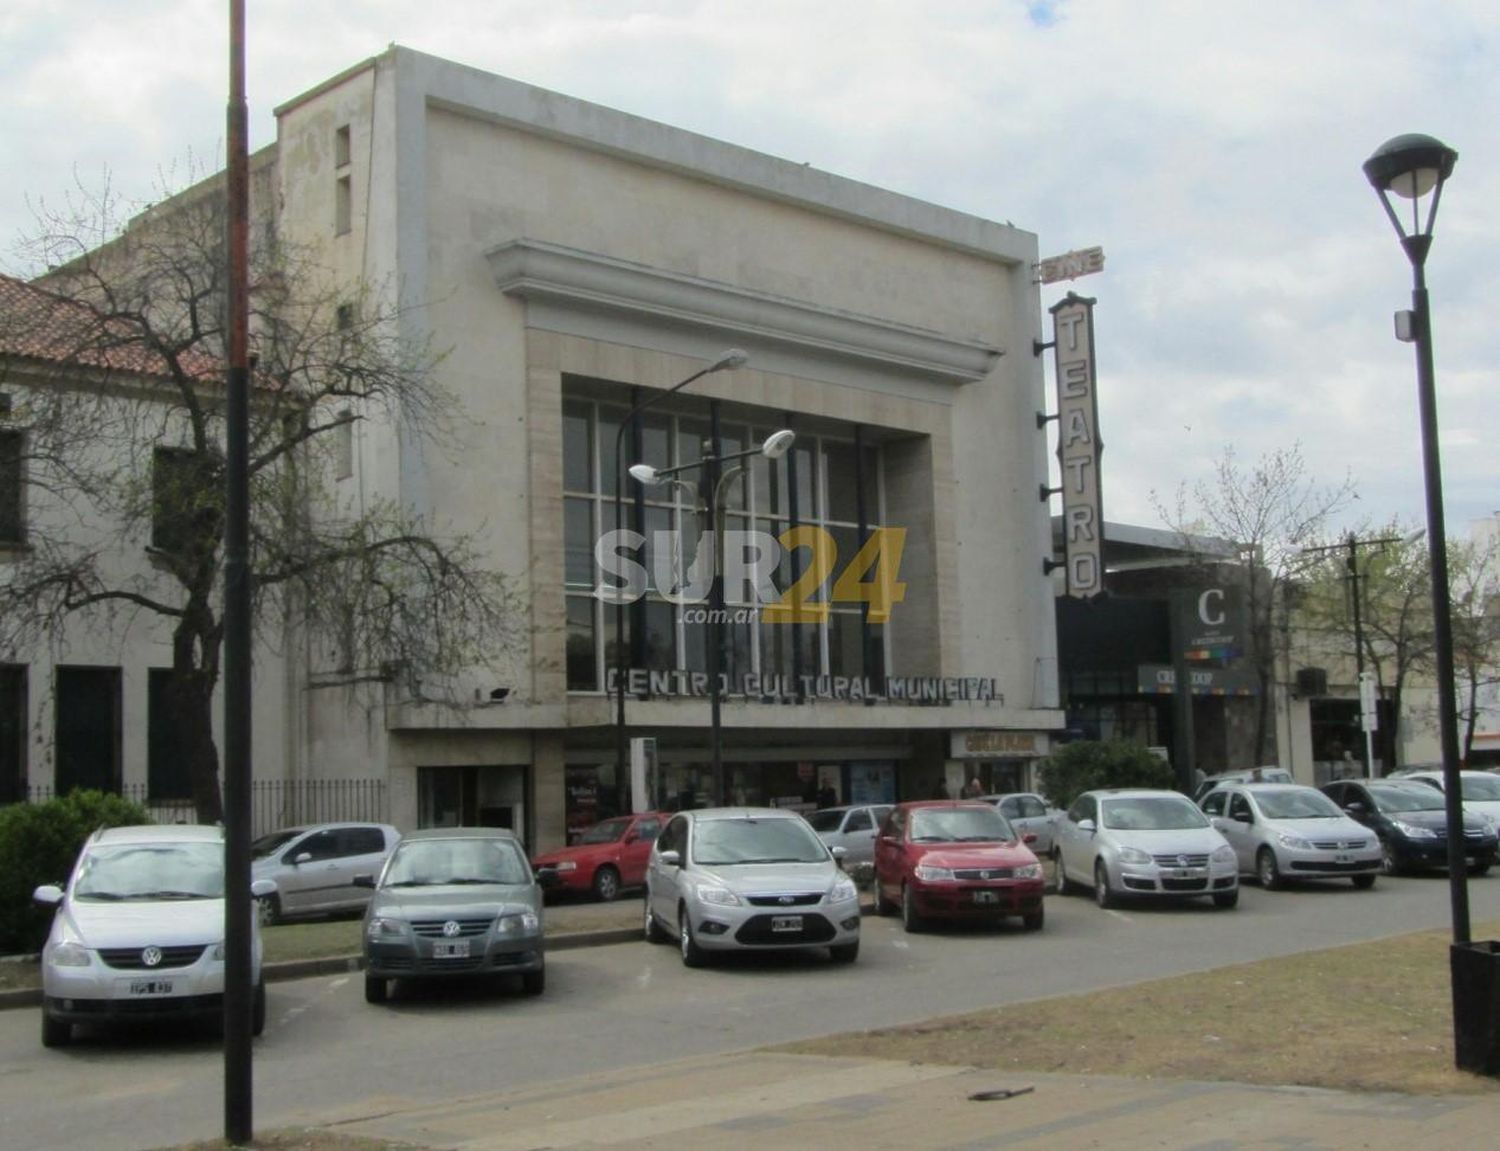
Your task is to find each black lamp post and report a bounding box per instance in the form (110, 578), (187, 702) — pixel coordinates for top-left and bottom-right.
(1363, 132), (1493, 1074)
(631, 429), (796, 805)
(612, 350), (746, 805)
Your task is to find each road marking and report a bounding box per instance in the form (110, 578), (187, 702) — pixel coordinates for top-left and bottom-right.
(1104, 909), (1132, 924)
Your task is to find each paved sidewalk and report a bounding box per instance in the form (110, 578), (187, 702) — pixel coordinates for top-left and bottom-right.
(300, 1050), (1500, 1151)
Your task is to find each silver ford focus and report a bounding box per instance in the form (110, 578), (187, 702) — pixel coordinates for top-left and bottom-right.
(644, 808), (862, 966)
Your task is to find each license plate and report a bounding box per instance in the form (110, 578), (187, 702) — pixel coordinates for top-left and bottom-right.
(1335, 853), (1353, 864)
(973, 890), (998, 904)
(770, 916), (802, 933)
(128, 979), (175, 996)
(433, 940), (470, 958)
(1172, 869), (1197, 879)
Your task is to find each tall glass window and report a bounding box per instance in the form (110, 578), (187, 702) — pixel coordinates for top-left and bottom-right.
(561, 388), (891, 693)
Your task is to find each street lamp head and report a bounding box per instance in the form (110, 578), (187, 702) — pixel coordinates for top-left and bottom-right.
(759, 428), (796, 460)
(1364, 133), (1457, 258)
(710, 348), (749, 373)
(628, 463), (663, 486)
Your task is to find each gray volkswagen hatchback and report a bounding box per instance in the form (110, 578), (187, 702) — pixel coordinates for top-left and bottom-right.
(358, 828), (547, 1003)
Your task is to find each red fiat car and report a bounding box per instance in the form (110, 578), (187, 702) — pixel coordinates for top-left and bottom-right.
(872, 801), (1046, 932)
(531, 812), (666, 902)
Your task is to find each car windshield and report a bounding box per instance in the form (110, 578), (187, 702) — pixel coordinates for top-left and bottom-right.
(1461, 776), (1500, 801)
(1254, 789), (1343, 820)
(804, 810), (847, 832)
(383, 838), (531, 886)
(691, 817), (829, 865)
(1101, 797), (1208, 831)
(577, 817), (631, 845)
(1369, 784), (1446, 813)
(909, 806), (1015, 843)
(74, 842), (225, 901)
(250, 829), (304, 859)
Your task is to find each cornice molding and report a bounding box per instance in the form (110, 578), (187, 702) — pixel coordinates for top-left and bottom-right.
(486, 239), (1001, 385)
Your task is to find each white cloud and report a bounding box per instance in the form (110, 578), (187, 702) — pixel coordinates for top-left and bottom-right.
(3, 0), (1496, 535)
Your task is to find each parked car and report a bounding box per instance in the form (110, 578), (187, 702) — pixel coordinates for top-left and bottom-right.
(643, 808), (861, 966)
(32, 824), (276, 1047)
(980, 793), (1062, 855)
(1191, 766), (1293, 803)
(359, 827), (551, 1003)
(531, 811), (666, 902)
(1055, 789), (1239, 909)
(1320, 779), (1499, 876)
(1396, 770), (1500, 827)
(1200, 783), (1381, 889)
(872, 801), (1045, 932)
(804, 804), (893, 867)
(250, 821), (400, 924)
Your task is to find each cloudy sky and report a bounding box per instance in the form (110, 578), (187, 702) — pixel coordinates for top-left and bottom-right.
(3, 1), (1495, 540)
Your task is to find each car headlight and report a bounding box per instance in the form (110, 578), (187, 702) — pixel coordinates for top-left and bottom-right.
(496, 911), (540, 935)
(1393, 821), (1439, 839)
(828, 878), (858, 904)
(1115, 846), (1152, 865)
(1276, 833), (1311, 850)
(1014, 863), (1043, 880)
(48, 941), (91, 968)
(913, 863), (955, 881)
(1211, 845), (1237, 864)
(552, 861), (578, 872)
(209, 941), (226, 961)
(367, 916), (409, 939)
(695, 885), (743, 907)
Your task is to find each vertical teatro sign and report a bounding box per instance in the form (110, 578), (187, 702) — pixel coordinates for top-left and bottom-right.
(1051, 292), (1104, 598)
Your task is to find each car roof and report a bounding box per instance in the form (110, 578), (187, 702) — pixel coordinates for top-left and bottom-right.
(681, 807), (805, 821)
(399, 827), (519, 841)
(91, 824), (222, 845)
(895, 800), (1001, 811)
(1084, 788), (1191, 799)
(1225, 782), (1314, 793)
(260, 821), (396, 836)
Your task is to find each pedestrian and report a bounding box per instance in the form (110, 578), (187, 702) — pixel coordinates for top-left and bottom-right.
(963, 777), (983, 799)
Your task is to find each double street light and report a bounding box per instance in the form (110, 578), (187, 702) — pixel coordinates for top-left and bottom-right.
(610, 349), (747, 805)
(1362, 132), (1491, 1073)
(631, 429), (796, 807)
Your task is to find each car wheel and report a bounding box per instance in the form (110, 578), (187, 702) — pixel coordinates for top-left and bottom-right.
(522, 965), (546, 996)
(872, 874), (894, 916)
(592, 866), (621, 903)
(829, 940), (859, 964)
(1022, 904), (1045, 932)
(678, 907), (707, 968)
(257, 895), (282, 928)
(1352, 874), (1377, 889)
(1213, 888), (1239, 910)
(364, 975), (389, 1004)
(1381, 840), (1402, 876)
(1093, 861), (1116, 910)
(1256, 847), (1282, 890)
(251, 979), (267, 1037)
(40, 1010), (71, 1049)
(1055, 854), (1074, 896)
(901, 884), (924, 933)
(644, 899), (670, 943)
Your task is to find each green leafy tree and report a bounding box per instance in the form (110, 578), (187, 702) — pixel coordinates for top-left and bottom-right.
(1038, 739), (1175, 811)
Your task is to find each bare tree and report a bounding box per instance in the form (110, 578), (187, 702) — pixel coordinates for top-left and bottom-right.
(1446, 531), (1500, 762)
(1153, 443), (1354, 760)
(1, 176), (515, 822)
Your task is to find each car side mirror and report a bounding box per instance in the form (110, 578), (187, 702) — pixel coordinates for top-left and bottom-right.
(251, 878), (277, 900)
(1022, 832), (1038, 845)
(32, 884), (63, 907)
(535, 868), (562, 889)
(292, 851), (312, 866)
(353, 874), (376, 889)
(1078, 819), (1096, 834)
(658, 849), (681, 867)
(830, 845), (847, 869)
(1345, 802), (1366, 816)
(623, 833), (638, 844)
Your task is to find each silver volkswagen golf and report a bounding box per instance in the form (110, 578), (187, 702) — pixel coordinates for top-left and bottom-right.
(644, 808), (861, 966)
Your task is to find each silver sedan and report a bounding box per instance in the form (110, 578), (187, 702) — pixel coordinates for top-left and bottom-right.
(1202, 783), (1381, 889)
(644, 808), (861, 966)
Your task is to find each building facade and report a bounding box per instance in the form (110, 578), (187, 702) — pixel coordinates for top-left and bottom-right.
(5, 47), (1059, 848)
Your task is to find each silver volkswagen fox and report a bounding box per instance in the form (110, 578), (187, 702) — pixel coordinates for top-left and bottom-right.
(644, 808), (861, 966)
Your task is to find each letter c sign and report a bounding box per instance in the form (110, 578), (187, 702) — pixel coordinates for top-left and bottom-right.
(1198, 588), (1226, 627)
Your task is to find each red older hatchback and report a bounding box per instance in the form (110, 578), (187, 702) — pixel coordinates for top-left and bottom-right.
(531, 812), (666, 902)
(872, 801), (1046, 932)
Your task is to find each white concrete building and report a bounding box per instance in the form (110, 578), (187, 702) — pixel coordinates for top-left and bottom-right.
(7, 47), (1067, 848)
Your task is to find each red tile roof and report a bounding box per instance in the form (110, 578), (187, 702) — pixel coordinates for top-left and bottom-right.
(0, 273), (222, 383)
